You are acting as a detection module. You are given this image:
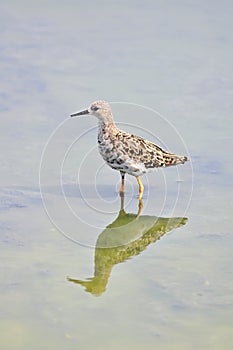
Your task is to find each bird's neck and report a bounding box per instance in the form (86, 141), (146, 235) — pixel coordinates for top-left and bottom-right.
(98, 119), (117, 139)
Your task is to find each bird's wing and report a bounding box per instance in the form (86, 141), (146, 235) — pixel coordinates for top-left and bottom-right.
(118, 132), (166, 168)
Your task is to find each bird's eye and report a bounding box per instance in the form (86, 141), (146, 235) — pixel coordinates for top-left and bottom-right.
(91, 106), (99, 111)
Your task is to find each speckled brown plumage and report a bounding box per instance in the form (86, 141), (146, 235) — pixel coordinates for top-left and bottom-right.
(70, 100), (189, 199)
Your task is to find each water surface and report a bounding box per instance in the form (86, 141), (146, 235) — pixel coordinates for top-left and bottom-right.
(1, 1), (233, 349)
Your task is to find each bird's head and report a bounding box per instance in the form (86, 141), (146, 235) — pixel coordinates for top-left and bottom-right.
(70, 100), (113, 124)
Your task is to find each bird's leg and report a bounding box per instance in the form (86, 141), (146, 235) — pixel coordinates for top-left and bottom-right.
(136, 199), (143, 219)
(136, 176), (144, 200)
(120, 190), (125, 211)
(119, 172), (125, 195)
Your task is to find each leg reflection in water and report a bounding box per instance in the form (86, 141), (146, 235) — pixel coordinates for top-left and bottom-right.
(67, 195), (188, 296)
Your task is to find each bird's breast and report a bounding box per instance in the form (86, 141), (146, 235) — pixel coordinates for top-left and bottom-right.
(98, 138), (114, 161)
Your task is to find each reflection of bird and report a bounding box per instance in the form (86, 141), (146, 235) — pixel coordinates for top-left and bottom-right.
(70, 100), (188, 199)
(67, 196), (188, 296)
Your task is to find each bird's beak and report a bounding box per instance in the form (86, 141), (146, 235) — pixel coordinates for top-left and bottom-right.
(70, 109), (90, 117)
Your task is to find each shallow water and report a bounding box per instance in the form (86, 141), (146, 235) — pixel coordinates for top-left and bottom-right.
(1, 1), (233, 349)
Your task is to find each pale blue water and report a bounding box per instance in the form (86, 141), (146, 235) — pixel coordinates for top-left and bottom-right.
(1, 1), (233, 349)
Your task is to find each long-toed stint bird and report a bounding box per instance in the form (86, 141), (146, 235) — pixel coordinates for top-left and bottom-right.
(70, 100), (188, 200)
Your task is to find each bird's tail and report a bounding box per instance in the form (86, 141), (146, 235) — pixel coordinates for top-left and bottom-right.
(163, 152), (189, 167)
